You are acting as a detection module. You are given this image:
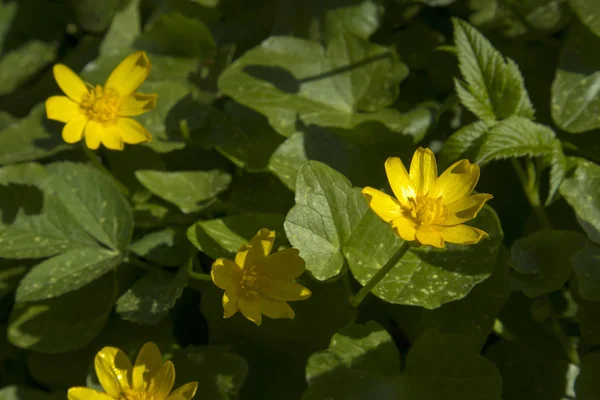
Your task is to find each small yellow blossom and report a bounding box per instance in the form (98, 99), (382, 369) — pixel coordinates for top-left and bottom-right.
(211, 228), (311, 326)
(46, 51), (157, 151)
(67, 342), (198, 400)
(363, 148), (492, 248)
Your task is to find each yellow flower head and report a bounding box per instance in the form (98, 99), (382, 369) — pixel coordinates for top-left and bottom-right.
(363, 148), (493, 248)
(211, 228), (312, 326)
(68, 342), (198, 400)
(46, 51), (157, 151)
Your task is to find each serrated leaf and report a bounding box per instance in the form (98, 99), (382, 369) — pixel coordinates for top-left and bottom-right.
(453, 18), (534, 124)
(15, 248), (123, 302)
(405, 330), (502, 399)
(439, 121), (489, 168)
(116, 267), (187, 325)
(572, 241), (600, 301)
(511, 229), (586, 297)
(218, 34), (409, 136)
(130, 228), (191, 267)
(0, 40), (57, 96)
(136, 169), (231, 214)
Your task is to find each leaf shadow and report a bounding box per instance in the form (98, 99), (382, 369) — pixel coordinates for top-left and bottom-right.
(0, 183), (43, 224)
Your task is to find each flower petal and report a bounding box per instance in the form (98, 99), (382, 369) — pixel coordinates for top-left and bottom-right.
(260, 297), (295, 320)
(166, 382), (199, 400)
(147, 360), (175, 400)
(46, 95), (80, 122)
(84, 120), (103, 150)
(440, 224), (488, 245)
(391, 216), (417, 242)
(223, 290), (239, 318)
(441, 193), (493, 226)
(116, 117), (152, 144)
(105, 51), (152, 96)
(211, 258), (241, 291)
(53, 64), (89, 102)
(100, 124), (125, 151)
(409, 147), (437, 197)
(94, 346), (132, 397)
(133, 342), (163, 392)
(385, 156), (415, 207)
(62, 114), (88, 144)
(235, 245), (253, 269)
(68, 387), (114, 400)
(261, 248), (305, 280)
(239, 296), (262, 326)
(119, 93), (158, 116)
(249, 228), (275, 263)
(432, 159), (480, 204)
(362, 187), (402, 223)
(263, 280), (311, 302)
(415, 225), (444, 248)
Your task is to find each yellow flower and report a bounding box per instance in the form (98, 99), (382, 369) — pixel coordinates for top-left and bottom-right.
(67, 342), (198, 400)
(45, 51), (157, 151)
(363, 148), (492, 248)
(211, 228), (312, 326)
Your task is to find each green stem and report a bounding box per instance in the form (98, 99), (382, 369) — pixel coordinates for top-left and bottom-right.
(187, 257), (212, 281)
(510, 158), (552, 229)
(351, 241), (412, 308)
(81, 144), (130, 197)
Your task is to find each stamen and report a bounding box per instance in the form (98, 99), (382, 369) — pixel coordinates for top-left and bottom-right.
(79, 85), (121, 123)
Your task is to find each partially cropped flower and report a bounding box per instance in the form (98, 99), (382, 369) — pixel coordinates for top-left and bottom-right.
(68, 342), (198, 400)
(363, 147), (492, 248)
(211, 228), (311, 326)
(46, 51), (157, 151)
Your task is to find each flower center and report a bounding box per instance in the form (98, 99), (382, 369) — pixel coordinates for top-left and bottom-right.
(80, 85), (121, 123)
(406, 195), (447, 225)
(240, 265), (270, 300)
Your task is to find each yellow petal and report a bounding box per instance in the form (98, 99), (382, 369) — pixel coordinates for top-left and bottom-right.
(409, 147), (437, 197)
(133, 342), (163, 392)
(147, 360), (175, 400)
(84, 120), (102, 150)
(53, 64), (89, 103)
(211, 258), (241, 291)
(46, 95), (80, 122)
(68, 387), (114, 400)
(432, 159), (480, 204)
(100, 124), (125, 151)
(239, 296), (263, 326)
(260, 297), (295, 320)
(62, 114), (88, 144)
(263, 280), (311, 302)
(442, 194), (493, 226)
(249, 228), (276, 263)
(261, 248), (305, 279)
(119, 93), (158, 116)
(385, 156), (416, 207)
(362, 187), (402, 223)
(105, 51), (152, 96)
(235, 245), (253, 269)
(415, 225), (444, 248)
(440, 224), (488, 245)
(223, 290), (239, 318)
(116, 117), (152, 144)
(94, 346), (132, 397)
(390, 216), (417, 242)
(166, 382), (199, 400)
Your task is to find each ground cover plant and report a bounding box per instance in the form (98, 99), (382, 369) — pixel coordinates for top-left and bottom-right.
(0, 0), (599, 398)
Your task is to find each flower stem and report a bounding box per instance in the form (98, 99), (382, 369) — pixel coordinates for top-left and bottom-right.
(510, 158), (551, 229)
(81, 144), (130, 197)
(187, 257), (212, 281)
(351, 241), (412, 308)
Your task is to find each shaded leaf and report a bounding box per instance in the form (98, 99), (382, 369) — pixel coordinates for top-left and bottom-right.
(0, 40), (57, 96)
(130, 228), (191, 267)
(572, 241), (600, 301)
(575, 351), (600, 399)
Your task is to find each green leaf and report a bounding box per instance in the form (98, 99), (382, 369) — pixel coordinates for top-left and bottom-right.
(560, 158), (600, 243)
(571, 0), (600, 39)
(0, 40), (57, 96)
(572, 241), (600, 301)
(303, 321), (402, 400)
(453, 18), (534, 125)
(218, 34), (409, 136)
(0, 386), (63, 400)
(8, 273), (115, 353)
(573, 285), (600, 345)
(71, 0), (123, 33)
(130, 228), (192, 267)
(405, 330), (502, 399)
(511, 229), (586, 297)
(170, 345), (248, 400)
(116, 267), (188, 325)
(552, 22), (600, 133)
(439, 121), (489, 167)
(15, 248), (123, 302)
(0, 261), (29, 299)
(99, 0), (141, 55)
(46, 161), (134, 251)
(323, 1), (382, 42)
(188, 212), (285, 260)
(576, 351), (600, 399)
